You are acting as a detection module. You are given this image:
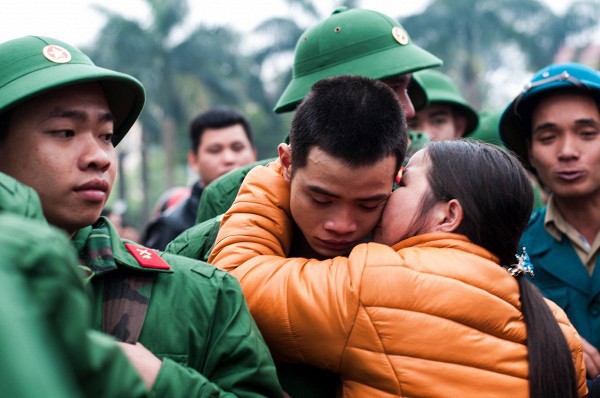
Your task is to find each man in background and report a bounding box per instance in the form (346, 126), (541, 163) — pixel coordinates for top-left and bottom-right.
(142, 106), (256, 250)
(500, 62), (600, 383)
(409, 69), (479, 140)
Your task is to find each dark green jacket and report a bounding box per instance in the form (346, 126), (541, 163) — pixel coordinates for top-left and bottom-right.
(522, 208), (600, 349)
(0, 172), (45, 220)
(166, 215), (340, 397)
(0, 213), (148, 398)
(0, 173), (147, 397)
(73, 218), (283, 397)
(196, 159), (273, 225)
(167, 214), (223, 261)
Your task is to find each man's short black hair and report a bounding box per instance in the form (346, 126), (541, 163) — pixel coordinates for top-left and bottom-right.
(289, 75), (408, 175)
(189, 106), (254, 153)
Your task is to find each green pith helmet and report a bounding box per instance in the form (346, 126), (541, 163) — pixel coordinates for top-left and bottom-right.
(500, 62), (600, 168)
(405, 130), (430, 165)
(0, 36), (145, 146)
(470, 110), (504, 147)
(411, 69), (479, 136)
(274, 7), (443, 113)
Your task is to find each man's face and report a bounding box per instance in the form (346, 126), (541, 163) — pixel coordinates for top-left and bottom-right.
(0, 83), (116, 235)
(409, 102), (466, 140)
(281, 145), (396, 258)
(380, 74), (416, 118)
(189, 124), (256, 186)
(529, 92), (600, 200)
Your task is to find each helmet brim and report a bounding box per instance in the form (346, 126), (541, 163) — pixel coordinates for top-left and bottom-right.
(0, 60), (144, 146)
(500, 64), (600, 168)
(274, 41), (442, 113)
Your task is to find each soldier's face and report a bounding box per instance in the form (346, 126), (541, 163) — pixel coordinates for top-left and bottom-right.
(529, 92), (600, 201)
(409, 102), (467, 140)
(280, 145), (395, 258)
(188, 124), (257, 186)
(0, 83), (117, 236)
(380, 74), (416, 119)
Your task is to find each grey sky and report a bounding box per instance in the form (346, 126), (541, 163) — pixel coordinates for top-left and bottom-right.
(1, 0), (573, 47)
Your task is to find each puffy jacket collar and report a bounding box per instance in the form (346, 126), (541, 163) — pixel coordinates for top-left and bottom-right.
(392, 232), (499, 264)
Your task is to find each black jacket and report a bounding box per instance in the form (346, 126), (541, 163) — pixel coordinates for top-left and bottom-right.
(142, 182), (203, 251)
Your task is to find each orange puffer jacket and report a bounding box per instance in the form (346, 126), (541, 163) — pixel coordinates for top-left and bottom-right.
(209, 163), (587, 398)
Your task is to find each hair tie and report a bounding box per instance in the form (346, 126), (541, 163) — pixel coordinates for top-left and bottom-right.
(505, 247), (534, 278)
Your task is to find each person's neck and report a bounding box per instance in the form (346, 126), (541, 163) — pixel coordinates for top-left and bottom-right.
(553, 193), (600, 244)
(289, 226), (328, 260)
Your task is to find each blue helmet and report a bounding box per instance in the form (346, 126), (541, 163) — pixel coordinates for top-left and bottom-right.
(499, 63), (600, 168)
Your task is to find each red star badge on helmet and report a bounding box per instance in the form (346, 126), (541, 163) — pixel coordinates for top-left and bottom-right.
(392, 27), (409, 46)
(42, 45), (72, 64)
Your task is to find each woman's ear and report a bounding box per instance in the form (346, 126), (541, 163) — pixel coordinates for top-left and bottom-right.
(431, 198), (464, 233)
(278, 143), (292, 182)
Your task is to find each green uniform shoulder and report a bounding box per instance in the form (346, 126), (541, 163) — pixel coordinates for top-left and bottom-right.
(0, 172), (46, 221)
(160, 251), (222, 279)
(196, 158), (275, 224)
(0, 213), (73, 269)
(117, 236), (232, 285)
(0, 213), (147, 398)
(165, 214), (223, 261)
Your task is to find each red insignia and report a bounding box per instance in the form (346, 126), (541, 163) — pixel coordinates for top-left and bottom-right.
(42, 45), (72, 64)
(124, 243), (171, 270)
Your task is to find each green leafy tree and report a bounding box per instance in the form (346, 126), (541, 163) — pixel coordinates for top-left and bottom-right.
(400, 0), (600, 108)
(86, 0), (272, 224)
(252, 0), (360, 108)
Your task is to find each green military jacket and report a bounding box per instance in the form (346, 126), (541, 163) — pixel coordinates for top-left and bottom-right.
(0, 213), (147, 398)
(196, 159), (273, 225)
(167, 214), (223, 261)
(0, 172), (46, 220)
(168, 217), (340, 397)
(72, 217), (283, 397)
(166, 215), (340, 397)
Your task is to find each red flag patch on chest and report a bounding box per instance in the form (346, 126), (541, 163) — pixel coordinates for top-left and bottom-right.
(124, 243), (171, 270)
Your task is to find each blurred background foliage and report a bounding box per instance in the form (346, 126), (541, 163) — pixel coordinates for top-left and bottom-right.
(85, 0), (600, 229)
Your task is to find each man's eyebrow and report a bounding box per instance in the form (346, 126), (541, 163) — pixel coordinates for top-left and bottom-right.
(574, 118), (600, 128)
(47, 107), (114, 123)
(99, 112), (115, 123)
(307, 185), (340, 198)
(307, 184), (390, 201)
(533, 118), (599, 134)
(429, 109), (452, 118)
(532, 122), (557, 134)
